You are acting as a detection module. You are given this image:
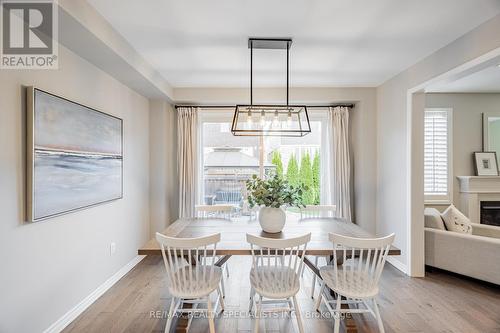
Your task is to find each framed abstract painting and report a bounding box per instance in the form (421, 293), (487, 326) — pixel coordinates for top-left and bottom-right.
(26, 87), (123, 222)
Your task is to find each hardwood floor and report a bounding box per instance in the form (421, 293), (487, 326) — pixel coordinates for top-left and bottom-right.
(63, 256), (500, 333)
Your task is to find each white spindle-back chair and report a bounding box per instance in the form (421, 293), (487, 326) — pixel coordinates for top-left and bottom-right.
(156, 232), (224, 333)
(195, 204), (233, 219)
(315, 233), (395, 333)
(247, 233), (311, 333)
(195, 205), (232, 295)
(299, 204), (337, 298)
(300, 204), (337, 219)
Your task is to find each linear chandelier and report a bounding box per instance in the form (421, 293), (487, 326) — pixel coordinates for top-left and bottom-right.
(231, 38), (311, 137)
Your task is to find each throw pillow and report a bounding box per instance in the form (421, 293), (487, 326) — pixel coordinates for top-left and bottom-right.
(424, 208), (446, 230)
(441, 205), (472, 234)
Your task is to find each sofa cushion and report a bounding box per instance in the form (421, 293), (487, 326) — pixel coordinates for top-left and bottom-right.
(424, 208), (446, 230)
(472, 223), (500, 239)
(441, 205), (472, 234)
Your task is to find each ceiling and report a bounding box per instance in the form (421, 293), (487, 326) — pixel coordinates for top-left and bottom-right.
(88, 0), (500, 88)
(426, 65), (500, 93)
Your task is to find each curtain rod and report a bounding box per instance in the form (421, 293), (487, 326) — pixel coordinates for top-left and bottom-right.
(174, 104), (355, 109)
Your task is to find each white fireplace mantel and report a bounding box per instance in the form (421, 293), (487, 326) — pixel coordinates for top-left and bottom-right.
(457, 176), (500, 223)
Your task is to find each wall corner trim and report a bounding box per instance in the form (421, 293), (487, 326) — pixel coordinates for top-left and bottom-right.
(386, 256), (408, 275)
(43, 255), (146, 333)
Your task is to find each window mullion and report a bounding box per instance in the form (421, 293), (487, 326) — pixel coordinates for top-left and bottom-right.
(259, 136), (264, 178)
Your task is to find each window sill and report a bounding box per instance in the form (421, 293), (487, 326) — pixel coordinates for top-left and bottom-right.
(424, 200), (452, 206)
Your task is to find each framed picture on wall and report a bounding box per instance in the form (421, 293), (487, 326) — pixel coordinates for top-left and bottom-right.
(26, 87), (123, 222)
(473, 152), (499, 176)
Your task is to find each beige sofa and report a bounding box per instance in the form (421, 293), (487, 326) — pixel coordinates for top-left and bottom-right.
(424, 208), (500, 285)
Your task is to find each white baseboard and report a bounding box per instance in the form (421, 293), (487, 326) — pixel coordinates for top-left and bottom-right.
(43, 255), (146, 333)
(386, 256), (408, 275)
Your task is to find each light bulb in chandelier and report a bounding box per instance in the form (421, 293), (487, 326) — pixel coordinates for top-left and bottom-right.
(260, 110), (265, 126)
(272, 110), (279, 127)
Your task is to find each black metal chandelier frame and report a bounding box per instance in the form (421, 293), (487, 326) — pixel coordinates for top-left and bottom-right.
(231, 38), (311, 137)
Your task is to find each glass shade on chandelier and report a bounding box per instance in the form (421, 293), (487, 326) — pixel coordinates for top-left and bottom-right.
(231, 105), (310, 137)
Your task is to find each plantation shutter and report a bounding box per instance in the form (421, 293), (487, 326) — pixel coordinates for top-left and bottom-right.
(424, 110), (450, 199)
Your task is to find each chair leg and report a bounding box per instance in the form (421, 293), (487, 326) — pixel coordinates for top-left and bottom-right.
(207, 296), (215, 333)
(311, 256), (319, 298)
(292, 295), (304, 333)
(225, 263), (230, 277)
(301, 256), (306, 277)
(254, 295), (261, 333)
(164, 297), (176, 333)
(287, 298), (294, 315)
(186, 300), (198, 331)
(220, 275), (226, 298)
(334, 296), (341, 333)
(249, 287), (255, 313)
(315, 281), (325, 311)
(373, 298), (385, 333)
(218, 286), (225, 313)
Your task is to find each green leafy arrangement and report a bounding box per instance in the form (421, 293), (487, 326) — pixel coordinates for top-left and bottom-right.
(246, 174), (307, 209)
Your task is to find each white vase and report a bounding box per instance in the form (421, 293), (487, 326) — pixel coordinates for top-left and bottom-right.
(258, 207), (286, 233)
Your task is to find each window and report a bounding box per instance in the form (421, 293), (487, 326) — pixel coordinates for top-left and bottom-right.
(264, 120), (324, 206)
(424, 109), (452, 203)
(200, 113), (260, 207)
(198, 109), (330, 210)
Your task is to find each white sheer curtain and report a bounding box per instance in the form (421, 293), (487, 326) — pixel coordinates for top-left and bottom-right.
(326, 106), (352, 221)
(177, 107), (198, 218)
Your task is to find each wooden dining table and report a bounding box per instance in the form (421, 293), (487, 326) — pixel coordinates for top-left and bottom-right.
(139, 216), (401, 333)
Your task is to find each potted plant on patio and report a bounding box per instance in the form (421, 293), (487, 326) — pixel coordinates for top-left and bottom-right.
(245, 174), (307, 233)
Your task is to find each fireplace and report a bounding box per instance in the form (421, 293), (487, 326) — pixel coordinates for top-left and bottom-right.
(480, 201), (500, 226)
(457, 176), (500, 223)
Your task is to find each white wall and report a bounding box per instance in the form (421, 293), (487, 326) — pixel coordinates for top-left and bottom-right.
(175, 87), (378, 233)
(0, 45), (151, 333)
(426, 93), (500, 208)
(376, 14), (500, 274)
(149, 101), (179, 235)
